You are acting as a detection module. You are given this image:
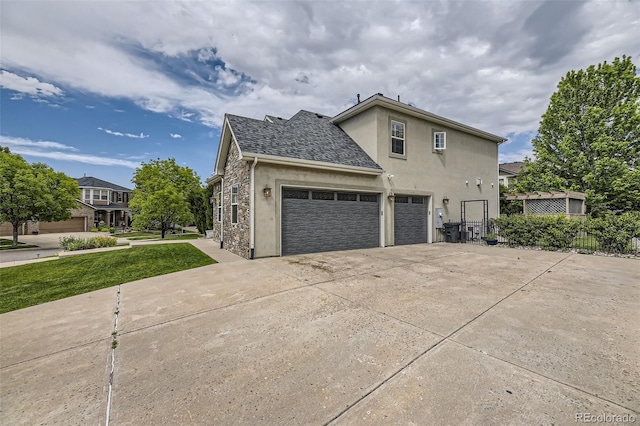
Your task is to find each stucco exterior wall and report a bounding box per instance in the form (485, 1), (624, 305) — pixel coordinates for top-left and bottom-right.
(341, 107), (499, 227)
(254, 164), (384, 258)
(221, 141), (251, 258)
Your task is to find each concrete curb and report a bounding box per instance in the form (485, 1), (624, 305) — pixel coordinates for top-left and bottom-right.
(58, 245), (131, 257)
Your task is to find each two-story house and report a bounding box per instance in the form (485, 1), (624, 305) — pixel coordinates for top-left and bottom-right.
(77, 176), (132, 229)
(0, 176), (132, 235)
(209, 93), (506, 259)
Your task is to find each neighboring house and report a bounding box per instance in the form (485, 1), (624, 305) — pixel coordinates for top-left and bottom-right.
(209, 93), (506, 259)
(498, 161), (525, 187)
(0, 176), (131, 236)
(77, 176), (132, 229)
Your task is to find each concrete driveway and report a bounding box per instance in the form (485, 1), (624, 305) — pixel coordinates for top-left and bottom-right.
(1, 243), (638, 425)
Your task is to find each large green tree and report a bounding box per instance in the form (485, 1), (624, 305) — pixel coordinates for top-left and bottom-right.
(187, 183), (214, 234)
(516, 56), (640, 214)
(130, 158), (201, 238)
(0, 147), (80, 245)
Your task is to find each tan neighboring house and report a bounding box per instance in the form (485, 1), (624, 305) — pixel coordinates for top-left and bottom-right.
(0, 176), (131, 236)
(498, 161), (525, 187)
(209, 93), (506, 259)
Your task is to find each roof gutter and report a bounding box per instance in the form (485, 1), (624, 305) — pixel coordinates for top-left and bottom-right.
(241, 153), (383, 176)
(249, 157), (257, 259)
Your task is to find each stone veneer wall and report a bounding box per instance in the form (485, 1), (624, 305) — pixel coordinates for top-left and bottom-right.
(212, 181), (222, 241)
(221, 141), (251, 258)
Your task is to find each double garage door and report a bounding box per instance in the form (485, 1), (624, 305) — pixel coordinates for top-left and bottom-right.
(281, 188), (380, 256)
(38, 217), (85, 233)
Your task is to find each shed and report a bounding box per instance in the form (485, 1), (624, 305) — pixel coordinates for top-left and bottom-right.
(504, 191), (586, 218)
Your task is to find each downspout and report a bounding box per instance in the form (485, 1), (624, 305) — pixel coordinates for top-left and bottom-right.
(220, 177), (224, 249)
(249, 157), (258, 259)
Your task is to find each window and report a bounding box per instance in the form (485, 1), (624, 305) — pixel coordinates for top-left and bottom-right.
(117, 192), (122, 202)
(391, 120), (405, 155)
(231, 185), (238, 224)
(217, 192), (222, 222)
(93, 189), (109, 200)
(434, 131), (446, 150)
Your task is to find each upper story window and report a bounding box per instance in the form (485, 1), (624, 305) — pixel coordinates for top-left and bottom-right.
(93, 189), (109, 200)
(391, 120), (405, 156)
(231, 185), (238, 224)
(117, 192), (122, 202)
(434, 131), (446, 151)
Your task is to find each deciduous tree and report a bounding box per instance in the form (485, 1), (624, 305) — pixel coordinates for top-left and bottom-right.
(0, 147), (79, 245)
(516, 56), (640, 214)
(130, 158), (201, 238)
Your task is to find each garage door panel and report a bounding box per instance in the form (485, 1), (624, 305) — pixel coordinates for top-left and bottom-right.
(38, 217), (85, 233)
(282, 192), (379, 256)
(394, 197), (428, 246)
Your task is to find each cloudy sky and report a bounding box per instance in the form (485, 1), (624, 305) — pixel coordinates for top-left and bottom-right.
(1, 0), (638, 188)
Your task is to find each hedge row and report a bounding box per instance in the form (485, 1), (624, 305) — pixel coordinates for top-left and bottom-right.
(493, 212), (640, 254)
(59, 235), (118, 251)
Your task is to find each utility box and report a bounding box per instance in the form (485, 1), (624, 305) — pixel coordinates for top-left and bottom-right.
(444, 222), (460, 243)
(435, 208), (444, 228)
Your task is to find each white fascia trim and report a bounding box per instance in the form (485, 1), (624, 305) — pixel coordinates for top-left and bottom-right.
(213, 116), (244, 175)
(331, 95), (507, 143)
(242, 153), (384, 176)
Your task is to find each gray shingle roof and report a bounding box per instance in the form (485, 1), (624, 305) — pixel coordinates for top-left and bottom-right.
(76, 176), (131, 191)
(499, 162), (525, 175)
(227, 110), (382, 170)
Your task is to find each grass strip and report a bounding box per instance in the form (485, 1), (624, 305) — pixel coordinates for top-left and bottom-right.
(0, 243), (215, 313)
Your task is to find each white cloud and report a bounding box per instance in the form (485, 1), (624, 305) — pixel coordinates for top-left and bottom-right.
(0, 135), (78, 151)
(98, 127), (149, 139)
(170, 133), (182, 139)
(0, 70), (64, 97)
(85, 105), (95, 109)
(1, 135), (139, 168)
(0, 0), (636, 139)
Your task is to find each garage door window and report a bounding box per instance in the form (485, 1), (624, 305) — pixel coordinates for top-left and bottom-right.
(394, 196), (409, 203)
(312, 191), (335, 200)
(284, 190), (309, 199)
(337, 193), (357, 201)
(412, 197), (425, 204)
(359, 194), (378, 202)
(231, 184), (238, 224)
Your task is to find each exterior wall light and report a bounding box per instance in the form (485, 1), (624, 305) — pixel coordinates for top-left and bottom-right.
(388, 194), (395, 202)
(443, 195), (450, 205)
(263, 185), (272, 198)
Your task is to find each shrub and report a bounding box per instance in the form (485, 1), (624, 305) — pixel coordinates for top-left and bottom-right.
(100, 227), (110, 232)
(90, 228), (99, 232)
(584, 212), (640, 254)
(60, 235), (118, 251)
(109, 227), (115, 233)
(493, 214), (582, 249)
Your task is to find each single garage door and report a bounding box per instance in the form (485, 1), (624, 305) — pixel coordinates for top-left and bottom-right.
(394, 195), (428, 245)
(38, 217), (86, 233)
(282, 188), (380, 256)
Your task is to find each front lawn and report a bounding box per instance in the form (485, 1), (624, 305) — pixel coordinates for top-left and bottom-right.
(0, 243), (215, 313)
(112, 230), (201, 241)
(0, 238), (38, 250)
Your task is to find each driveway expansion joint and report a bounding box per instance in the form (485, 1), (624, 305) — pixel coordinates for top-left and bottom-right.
(105, 284), (121, 426)
(447, 339), (640, 414)
(326, 252), (575, 424)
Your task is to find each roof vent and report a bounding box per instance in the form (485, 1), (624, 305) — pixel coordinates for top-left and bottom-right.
(316, 113), (323, 118)
(357, 93), (360, 103)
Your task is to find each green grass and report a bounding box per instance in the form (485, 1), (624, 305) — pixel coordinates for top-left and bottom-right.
(0, 243), (215, 313)
(0, 239), (38, 250)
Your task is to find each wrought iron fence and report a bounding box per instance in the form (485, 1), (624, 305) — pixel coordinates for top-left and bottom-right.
(435, 219), (640, 257)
